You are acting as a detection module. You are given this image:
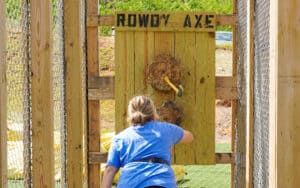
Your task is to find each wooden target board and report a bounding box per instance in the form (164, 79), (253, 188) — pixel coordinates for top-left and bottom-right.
(115, 11), (216, 164)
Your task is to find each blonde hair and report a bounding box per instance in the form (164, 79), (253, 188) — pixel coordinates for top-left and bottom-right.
(127, 96), (159, 125)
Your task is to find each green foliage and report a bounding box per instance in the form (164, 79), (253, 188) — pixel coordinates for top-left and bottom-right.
(6, 0), (22, 21)
(6, 0), (59, 24)
(99, 0), (232, 13)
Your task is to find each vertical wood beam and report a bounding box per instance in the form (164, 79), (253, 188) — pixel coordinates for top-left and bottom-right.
(87, 0), (100, 187)
(269, 1), (278, 187)
(270, 0), (300, 187)
(231, 0), (237, 187)
(30, 0), (54, 187)
(0, 0), (7, 187)
(64, 0), (88, 187)
(246, 0), (254, 187)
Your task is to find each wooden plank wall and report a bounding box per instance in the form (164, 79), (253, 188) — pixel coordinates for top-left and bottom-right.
(115, 27), (216, 164)
(64, 0), (88, 187)
(30, 0), (54, 187)
(87, 0), (101, 187)
(175, 32), (215, 164)
(270, 0), (300, 187)
(0, 0), (7, 186)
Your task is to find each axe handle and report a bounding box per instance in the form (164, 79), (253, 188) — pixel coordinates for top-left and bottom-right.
(163, 76), (179, 94)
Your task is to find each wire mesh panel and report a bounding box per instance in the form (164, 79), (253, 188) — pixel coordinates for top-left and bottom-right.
(52, 0), (66, 187)
(5, 0), (30, 186)
(5, 0), (67, 187)
(253, 0), (270, 187)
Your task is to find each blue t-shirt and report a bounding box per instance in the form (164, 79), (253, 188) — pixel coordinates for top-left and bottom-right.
(107, 121), (184, 188)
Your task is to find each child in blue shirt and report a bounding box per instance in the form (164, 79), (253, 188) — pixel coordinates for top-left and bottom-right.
(102, 95), (194, 188)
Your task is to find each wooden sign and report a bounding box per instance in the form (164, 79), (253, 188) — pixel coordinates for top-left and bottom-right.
(115, 11), (216, 32)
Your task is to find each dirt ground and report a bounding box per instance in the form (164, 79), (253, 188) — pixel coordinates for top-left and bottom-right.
(99, 36), (232, 143)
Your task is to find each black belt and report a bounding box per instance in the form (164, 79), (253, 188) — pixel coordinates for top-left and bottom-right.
(133, 157), (169, 165)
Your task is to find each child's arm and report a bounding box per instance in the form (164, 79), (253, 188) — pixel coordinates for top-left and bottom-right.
(179, 130), (194, 144)
(101, 165), (118, 188)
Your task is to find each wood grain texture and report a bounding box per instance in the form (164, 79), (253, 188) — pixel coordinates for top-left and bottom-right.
(275, 0), (300, 187)
(114, 12), (216, 32)
(88, 76), (237, 100)
(246, 0), (254, 187)
(30, 0), (54, 187)
(87, 14), (235, 27)
(232, 0), (238, 187)
(269, 1), (278, 187)
(64, 0), (87, 187)
(0, 0), (7, 186)
(115, 31), (128, 133)
(194, 32), (216, 164)
(87, 0), (100, 186)
(173, 32), (197, 164)
(115, 28), (215, 164)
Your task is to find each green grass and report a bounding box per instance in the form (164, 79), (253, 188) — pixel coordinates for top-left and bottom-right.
(179, 164), (231, 188)
(177, 143), (231, 188)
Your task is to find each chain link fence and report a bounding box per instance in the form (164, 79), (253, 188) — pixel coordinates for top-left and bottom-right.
(4, 0), (234, 187)
(253, 0), (270, 187)
(5, 0), (66, 187)
(6, 0), (29, 186)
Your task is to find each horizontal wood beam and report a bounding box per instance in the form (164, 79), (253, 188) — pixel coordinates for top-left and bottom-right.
(88, 76), (237, 100)
(215, 152), (234, 164)
(87, 14), (236, 27)
(89, 152), (233, 164)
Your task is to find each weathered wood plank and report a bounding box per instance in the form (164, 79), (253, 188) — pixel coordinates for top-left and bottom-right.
(114, 12), (216, 32)
(232, 0), (238, 187)
(88, 152), (233, 164)
(30, 0), (54, 187)
(64, 0), (87, 187)
(134, 32), (147, 94)
(246, 0), (254, 187)
(173, 32), (197, 164)
(271, 1), (300, 187)
(145, 32), (155, 96)
(115, 31), (128, 132)
(87, 14), (235, 27)
(88, 76), (237, 100)
(194, 32), (216, 164)
(0, 0), (7, 186)
(87, 0), (100, 186)
(125, 32), (135, 118)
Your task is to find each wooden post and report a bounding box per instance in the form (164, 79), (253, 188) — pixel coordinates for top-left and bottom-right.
(0, 0), (7, 186)
(231, 0), (237, 187)
(30, 0), (54, 187)
(64, 0), (88, 187)
(269, 0), (300, 187)
(246, 0), (254, 187)
(87, 0), (100, 187)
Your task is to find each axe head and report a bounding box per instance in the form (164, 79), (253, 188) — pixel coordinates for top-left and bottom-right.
(177, 85), (184, 97)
